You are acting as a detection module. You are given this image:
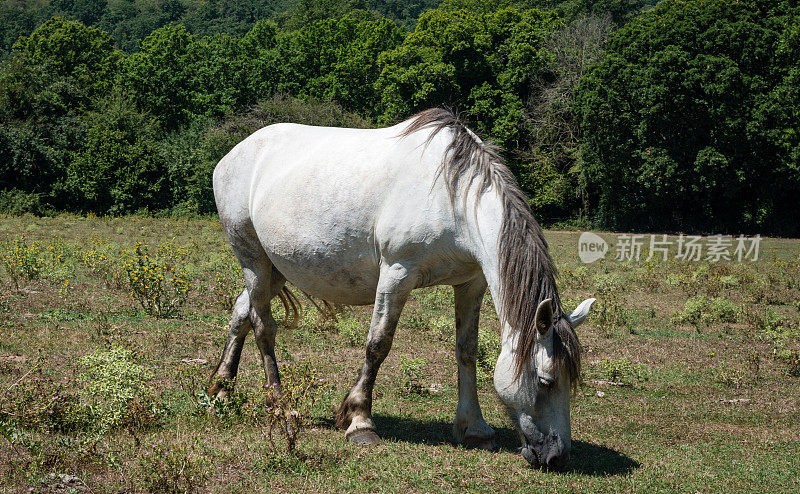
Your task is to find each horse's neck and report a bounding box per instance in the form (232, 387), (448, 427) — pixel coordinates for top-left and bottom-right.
(468, 190), (516, 346)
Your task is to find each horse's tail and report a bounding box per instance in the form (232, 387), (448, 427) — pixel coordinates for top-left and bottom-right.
(277, 286), (301, 328)
(298, 290), (338, 322)
(277, 284), (339, 327)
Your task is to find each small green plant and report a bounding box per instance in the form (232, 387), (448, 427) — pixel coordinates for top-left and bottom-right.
(672, 295), (738, 330)
(429, 315), (453, 341)
(596, 357), (648, 384)
(0, 370), (88, 433)
(337, 317), (364, 346)
(476, 326), (500, 384)
(711, 351), (761, 388)
(749, 308), (800, 376)
(137, 439), (211, 493)
(80, 238), (122, 288)
(123, 242), (191, 318)
(245, 358), (327, 454)
(416, 286), (451, 309)
(636, 261), (662, 292)
(78, 346), (159, 432)
(399, 355), (428, 395)
(196, 383), (248, 419)
(593, 274), (629, 335)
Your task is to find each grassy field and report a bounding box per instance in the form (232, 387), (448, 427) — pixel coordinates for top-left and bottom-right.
(0, 214), (798, 492)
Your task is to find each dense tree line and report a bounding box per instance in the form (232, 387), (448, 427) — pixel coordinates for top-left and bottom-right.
(0, 0), (798, 235)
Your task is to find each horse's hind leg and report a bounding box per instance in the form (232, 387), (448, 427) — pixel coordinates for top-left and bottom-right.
(208, 288), (253, 398)
(209, 221), (286, 397)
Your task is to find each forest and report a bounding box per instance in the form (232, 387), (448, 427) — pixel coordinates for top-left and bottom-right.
(0, 0), (798, 235)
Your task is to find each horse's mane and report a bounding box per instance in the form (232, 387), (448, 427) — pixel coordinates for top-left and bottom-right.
(400, 108), (581, 387)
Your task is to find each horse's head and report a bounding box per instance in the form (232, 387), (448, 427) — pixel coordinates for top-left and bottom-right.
(493, 297), (595, 470)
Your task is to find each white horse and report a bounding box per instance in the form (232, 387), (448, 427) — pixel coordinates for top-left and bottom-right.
(209, 108), (595, 469)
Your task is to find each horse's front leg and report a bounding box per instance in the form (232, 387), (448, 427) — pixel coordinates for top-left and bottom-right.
(336, 262), (412, 445)
(453, 278), (497, 451)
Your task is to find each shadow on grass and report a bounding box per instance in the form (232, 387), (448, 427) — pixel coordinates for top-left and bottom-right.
(320, 414), (639, 477)
(565, 440), (640, 476)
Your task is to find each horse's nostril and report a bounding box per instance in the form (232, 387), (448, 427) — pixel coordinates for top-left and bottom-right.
(538, 376), (554, 388)
(545, 451), (567, 471)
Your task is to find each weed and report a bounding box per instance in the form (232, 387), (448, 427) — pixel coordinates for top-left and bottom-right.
(416, 286), (451, 309)
(0, 234), (43, 287)
(137, 439), (211, 493)
(81, 243), (122, 288)
(636, 261), (662, 292)
(747, 308), (800, 375)
(196, 383), (248, 419)
(593, 274), (630, 335)
(596, 358), (648, 385)
(399, 355), (428, 395)
(711, 351), (761, 388)
(337, 317), (364, 346)
(429, 315), (453, 342)
(0, 371), (88, 433)
(672, 295), (738, 330)
(245, 358), (328, 454)
(403, 311), (430, 331)
(476, 326), (500, 384)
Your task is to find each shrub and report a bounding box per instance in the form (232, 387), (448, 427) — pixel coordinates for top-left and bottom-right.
(123, 242), (191, 318)
(672, 295), (738, 329)
(245, 358), (327, 454)
(78, 346), (158, 432)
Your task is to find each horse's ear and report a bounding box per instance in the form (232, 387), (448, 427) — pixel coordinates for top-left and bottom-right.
(534, 298), (553, 335)
(568, 298), (596, 327)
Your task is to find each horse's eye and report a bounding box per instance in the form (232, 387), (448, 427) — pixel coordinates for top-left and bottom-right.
(538, 375), (555, 389)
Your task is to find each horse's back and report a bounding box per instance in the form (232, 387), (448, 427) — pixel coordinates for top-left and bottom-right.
(213, 122), (477, 303)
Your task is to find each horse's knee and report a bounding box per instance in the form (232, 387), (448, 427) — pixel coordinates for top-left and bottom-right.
(456, 336), (478, 367)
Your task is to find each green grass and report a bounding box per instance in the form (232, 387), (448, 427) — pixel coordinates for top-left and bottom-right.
(0, 214), (798, 492)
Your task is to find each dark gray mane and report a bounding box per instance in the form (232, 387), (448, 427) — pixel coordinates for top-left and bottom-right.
(400, 108), (581, 387)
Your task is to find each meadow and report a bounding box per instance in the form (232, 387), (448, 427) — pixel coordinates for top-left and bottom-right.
(0, 214), (798, 492)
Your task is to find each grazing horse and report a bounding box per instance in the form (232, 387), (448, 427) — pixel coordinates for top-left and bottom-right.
(209, 108), (595, 469)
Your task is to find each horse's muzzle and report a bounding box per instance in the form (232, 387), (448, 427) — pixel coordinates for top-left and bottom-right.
(521, 432), (567, 471)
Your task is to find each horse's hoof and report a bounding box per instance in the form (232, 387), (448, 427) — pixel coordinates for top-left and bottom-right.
(347, 429), (382, 446)
(463, 436), (498, 451)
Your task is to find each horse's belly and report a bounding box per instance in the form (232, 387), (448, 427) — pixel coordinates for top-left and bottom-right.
(258, 224), (380, 305)
(272, 255), (379, 305)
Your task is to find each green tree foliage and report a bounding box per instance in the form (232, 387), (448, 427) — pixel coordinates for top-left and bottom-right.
(66, 96), (167, 213)
(121, 24), (209, 129)
(276, 11), (404, 116)
(0, 1), (797, 235)
(0, 17), (119, 202)
(0, 0), (50, 56)
(576, 0), (800, 235)
(377, 7), (557, 148)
